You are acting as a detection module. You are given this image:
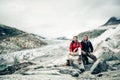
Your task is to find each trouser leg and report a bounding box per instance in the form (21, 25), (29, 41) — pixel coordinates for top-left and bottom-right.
(87, 53), (97, 62)
(81, 54), (89, 64)
(67, 51), (82, 66)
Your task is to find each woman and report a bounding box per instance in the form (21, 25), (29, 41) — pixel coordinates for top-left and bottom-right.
(66, 36), (82, 66)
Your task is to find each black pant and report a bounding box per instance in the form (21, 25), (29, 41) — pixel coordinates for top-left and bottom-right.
(81, 52), (97, 64)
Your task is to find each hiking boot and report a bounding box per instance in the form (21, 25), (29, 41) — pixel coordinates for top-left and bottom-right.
(78, 58), (81, 64)
(66, 60), (70, 66)
(78, 60), (81, 64)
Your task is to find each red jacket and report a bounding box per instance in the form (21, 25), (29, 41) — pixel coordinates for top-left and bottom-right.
(69, 41), (82, 53)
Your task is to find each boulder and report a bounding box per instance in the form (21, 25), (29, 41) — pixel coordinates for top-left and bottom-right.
(90, 58), (108, 74)
(59, 68), (80, 77)
(0, 62), (34, 75)
(106, 60), (120, 70)
(70, 59), (85, 72)
(100, 47), (118, 61)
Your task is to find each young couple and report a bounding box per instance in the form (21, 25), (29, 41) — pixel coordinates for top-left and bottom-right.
(66, 35), (97, 66)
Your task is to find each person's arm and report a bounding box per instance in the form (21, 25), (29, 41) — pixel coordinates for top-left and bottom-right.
(89, 41), (94, 52)
(69, 42), (73, 54)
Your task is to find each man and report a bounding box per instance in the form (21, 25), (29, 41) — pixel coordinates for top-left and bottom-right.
(66, 36), (82, 66)
(81, 35), (97, 64)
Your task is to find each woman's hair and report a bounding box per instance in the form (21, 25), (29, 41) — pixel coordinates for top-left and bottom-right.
(73, 36), (78, 39)
(73, 36), (79, 46)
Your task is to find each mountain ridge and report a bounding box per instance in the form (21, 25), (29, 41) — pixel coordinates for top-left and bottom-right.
(102, 17), (120, 26)
(0, 24), (47, 54)
(78, 17), (120, 39)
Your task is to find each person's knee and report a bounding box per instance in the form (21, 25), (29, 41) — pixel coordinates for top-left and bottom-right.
(89, 54), (97, 61)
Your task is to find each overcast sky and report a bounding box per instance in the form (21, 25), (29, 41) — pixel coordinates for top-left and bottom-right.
(0, 0), (120, 38)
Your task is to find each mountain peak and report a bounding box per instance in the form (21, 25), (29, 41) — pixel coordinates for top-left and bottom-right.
(102, 17), (120, 26)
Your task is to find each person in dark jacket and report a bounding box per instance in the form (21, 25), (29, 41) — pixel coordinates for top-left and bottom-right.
(81, 35), (97, 64)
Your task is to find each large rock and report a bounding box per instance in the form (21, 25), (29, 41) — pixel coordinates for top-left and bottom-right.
(0, 62), (34, 75)
(106, 60), (120, 71)
(90, 58), (108, 74)
(59, 68), (80, 77)
(114, 52), (120, 60)
(99, 47), (118, 61)
(70, 59), (85, 72)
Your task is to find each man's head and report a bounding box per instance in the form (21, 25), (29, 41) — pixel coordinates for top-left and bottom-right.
(83, 35), (89, 41)
(73, 36), (78, 42)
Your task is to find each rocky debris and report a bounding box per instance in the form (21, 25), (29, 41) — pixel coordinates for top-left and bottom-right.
(106, 60), (120, 71)
(115, 52), (120, 60)
(59, 67), (81, 77)
(100, 47), (117, 61)
(0, 62), (35, 75)
(0, 74), (77, 80)
(96, 70), (120, 80)
(71, 60), (85, 72)
(77, 71), (97, 80)
(59, 59), (85, 77)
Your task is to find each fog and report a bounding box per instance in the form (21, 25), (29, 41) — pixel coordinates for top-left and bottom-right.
(0, 0), (120, 38)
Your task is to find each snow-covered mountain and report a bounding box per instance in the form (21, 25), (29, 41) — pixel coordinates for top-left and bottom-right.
(0, 17), (120, 80)
(102, 17), (120, 26)
(78, 17), (120, 39)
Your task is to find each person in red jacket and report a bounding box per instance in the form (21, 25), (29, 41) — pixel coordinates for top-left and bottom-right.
(66, 36), (82, 66)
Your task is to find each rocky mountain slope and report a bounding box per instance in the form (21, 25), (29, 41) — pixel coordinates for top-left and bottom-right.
(0, 24), (47, 54)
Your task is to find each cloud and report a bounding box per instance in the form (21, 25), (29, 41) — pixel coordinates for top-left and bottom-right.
(0, 0), (120, 38)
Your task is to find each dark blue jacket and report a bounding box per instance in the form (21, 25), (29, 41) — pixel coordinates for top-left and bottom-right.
(81, 40), (93, 53)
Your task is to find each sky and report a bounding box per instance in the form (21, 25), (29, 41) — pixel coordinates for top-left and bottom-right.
(0, 0), (120, 38)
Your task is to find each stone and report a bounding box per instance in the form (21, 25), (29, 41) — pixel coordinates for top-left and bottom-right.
(71, 60), (85, 72)
(0, 62), (35, 75)
(90, 58), (108, 74)
(106, 60), (120, 70)
(71, 71), (79, 77)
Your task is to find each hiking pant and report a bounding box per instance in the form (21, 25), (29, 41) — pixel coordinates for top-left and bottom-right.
(81, 52), (97, 64)
(67, 51), (81, 66)
(68, 48), (81, 61)
(68, 51), (79, 60)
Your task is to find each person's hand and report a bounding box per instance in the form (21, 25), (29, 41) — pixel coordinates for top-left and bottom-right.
(73, 48), (78, 52)
(81, 50), (86, 54)
(70, 52), (76, 56)
(90, 52), (94, 55)
(70, 52), (73, 55)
